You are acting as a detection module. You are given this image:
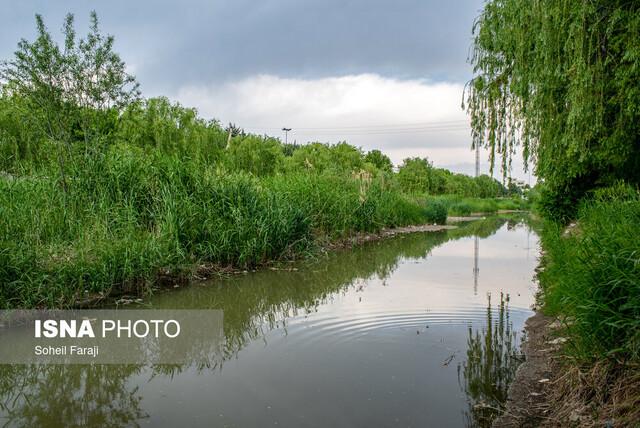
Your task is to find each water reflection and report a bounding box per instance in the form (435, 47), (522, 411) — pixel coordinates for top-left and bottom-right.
(0, 215), (537, 428)
(459, 293), (524, 428)
(0, 365), (146, 427)
(148, 217), (514, 360)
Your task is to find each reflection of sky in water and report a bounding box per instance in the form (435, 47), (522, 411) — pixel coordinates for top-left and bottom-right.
(131, 220), (539, 428)
(0, 218), (540, 428)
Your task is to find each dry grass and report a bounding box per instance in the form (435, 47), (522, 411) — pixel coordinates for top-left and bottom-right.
(543, 360), (640, 427)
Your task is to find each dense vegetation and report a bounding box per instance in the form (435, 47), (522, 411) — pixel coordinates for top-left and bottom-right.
(539, 184), (640, 363)
(469, 0), (640, 423)
(0, 13), (523, 308)
(467, 0), (640, 222)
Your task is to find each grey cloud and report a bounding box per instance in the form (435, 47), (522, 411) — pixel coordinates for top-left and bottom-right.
(1, 0), (484, 94)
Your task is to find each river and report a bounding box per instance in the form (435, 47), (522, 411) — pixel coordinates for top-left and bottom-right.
(0, 215), (540, 428)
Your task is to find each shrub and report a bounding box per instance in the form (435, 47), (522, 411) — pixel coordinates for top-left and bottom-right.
(423, 200), (448, 224)
(539, 190), (640, 362)
(449, 202), (472, 216)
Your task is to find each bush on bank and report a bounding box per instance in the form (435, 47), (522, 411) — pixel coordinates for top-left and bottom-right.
(538, 184), (640, 363)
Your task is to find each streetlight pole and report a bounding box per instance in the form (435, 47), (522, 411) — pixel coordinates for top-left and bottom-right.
(282, 127), (291, 145)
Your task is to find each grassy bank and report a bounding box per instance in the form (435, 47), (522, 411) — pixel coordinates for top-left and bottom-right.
(0, 150), (437, 309)
(535, 185), (640, 424)
(0, 146), (527, 309)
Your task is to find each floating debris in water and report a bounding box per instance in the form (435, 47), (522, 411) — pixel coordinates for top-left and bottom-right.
(442, 352), (457, 366)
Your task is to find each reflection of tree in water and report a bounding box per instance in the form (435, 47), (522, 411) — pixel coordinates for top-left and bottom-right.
(0, 216), (525, 427)
(149, 217), (513, 363)
(459, 293), (524, 428)
(0, 364), (147, 427)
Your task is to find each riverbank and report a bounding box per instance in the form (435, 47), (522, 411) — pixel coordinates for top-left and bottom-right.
(493, 311), (556, 427)
(496, 311), (640, 427)
(324, 222), (459, 250)
(79, 219), (472, 308)
(3, 155), (455, 309)
(3, 133), (527, 310)
(496, 188), (640, 427)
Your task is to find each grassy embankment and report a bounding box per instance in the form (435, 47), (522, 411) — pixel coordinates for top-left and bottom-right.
(0, 148), (526, 309)
(534, 184), (640, 424)
(0, 152), (527, 309)
(0, 155), (432, 309)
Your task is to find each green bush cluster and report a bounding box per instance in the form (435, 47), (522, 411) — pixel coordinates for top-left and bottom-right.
(422, 200), (448, 224)
(539, 186), (640, 362)
(396, 157), (513, 198)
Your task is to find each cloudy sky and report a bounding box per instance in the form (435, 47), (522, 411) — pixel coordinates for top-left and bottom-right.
(1, 0), (532, 181)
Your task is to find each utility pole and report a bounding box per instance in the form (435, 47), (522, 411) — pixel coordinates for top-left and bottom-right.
(282, 127), (291, 145)
(475, 143), (480, 177)
(474, 142), (480, 295)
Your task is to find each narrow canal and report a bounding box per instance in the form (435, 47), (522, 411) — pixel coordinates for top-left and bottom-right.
(0, 215), (540, 428)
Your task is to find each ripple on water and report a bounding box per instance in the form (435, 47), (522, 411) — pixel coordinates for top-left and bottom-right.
(281, 306), (533, 346)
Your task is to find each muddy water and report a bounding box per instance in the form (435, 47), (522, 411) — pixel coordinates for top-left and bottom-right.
(0, 216), (539, 428)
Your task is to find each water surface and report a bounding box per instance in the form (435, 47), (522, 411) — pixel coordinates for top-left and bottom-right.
(0, 216), (539, 427)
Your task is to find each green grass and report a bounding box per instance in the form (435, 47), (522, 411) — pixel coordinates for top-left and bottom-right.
(0, 149), (432, 308)
(538, 189), (640, 363)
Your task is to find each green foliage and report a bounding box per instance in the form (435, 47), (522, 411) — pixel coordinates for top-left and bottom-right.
(535, 182), (586, 224)
(589, 181), (640, 203)
(0, 12), (139, 188)
(286, 142), (364, 174)
(449, 201), (473, 216)
(397, 157), (509, 198)
(539, 188), (640, 362)
(474, 175), (506, 198)
(467, 0), (640, 199)
(422, 199), (448, 224)
(226, 135), (284, 176)
(116, 97), (226, 163)
(364, 149), (393, 173)
(397, 158), (433, 193)
(0, 93), (50, 172)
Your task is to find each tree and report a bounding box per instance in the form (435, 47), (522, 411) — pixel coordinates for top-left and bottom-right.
(397, 157), (433, 194)
(116, 97), (226, 162)
(364, 149), (393, 173)
(466, 0), (640, 216)
(0, 12), (139, 189)
(286, 142), (365, 174)
(227, 135), (284, 176)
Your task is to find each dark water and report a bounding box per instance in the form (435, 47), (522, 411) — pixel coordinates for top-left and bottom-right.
(0, 216), (539, 428)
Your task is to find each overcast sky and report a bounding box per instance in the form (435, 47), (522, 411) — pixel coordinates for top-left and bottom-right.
(1, 0), (533, 181)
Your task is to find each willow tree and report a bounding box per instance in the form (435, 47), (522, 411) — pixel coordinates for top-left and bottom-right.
(465, 0), (640, 218)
